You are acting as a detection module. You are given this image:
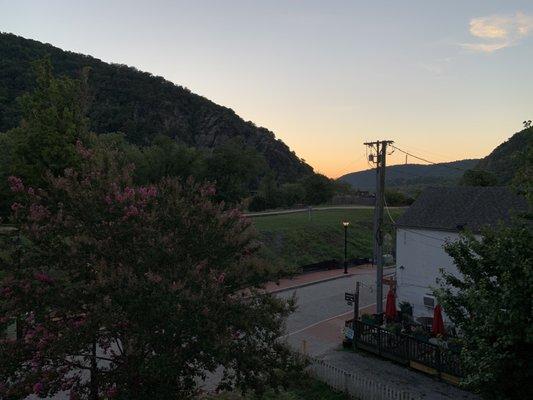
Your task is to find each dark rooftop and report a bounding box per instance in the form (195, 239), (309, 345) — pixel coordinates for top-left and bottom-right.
(395, 186), (528, 233)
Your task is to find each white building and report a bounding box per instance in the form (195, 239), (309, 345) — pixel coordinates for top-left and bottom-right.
(394, 186), (527, 324)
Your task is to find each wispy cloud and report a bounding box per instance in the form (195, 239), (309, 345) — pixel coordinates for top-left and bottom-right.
(461, 12), (533, 53)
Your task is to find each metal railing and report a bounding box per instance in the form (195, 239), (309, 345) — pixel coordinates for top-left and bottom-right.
(353, 320), (462, 378)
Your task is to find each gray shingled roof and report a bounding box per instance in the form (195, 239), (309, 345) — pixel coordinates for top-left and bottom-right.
(395, 186), (528, 232)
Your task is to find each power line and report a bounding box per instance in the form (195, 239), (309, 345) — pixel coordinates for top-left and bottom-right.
(383, 197), (396, 225)
(335, 154), (368, 179)
(390, 145), (467, 172)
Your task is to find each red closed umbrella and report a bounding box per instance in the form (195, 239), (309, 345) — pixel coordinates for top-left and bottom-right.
(385, 288), (397, 321)
(432, 304), (446, 336)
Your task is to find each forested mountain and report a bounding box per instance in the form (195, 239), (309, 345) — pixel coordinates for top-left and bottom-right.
(0, 32), (312, 182)
(338, 159), (479, 194)
(474, 127), (532, 185)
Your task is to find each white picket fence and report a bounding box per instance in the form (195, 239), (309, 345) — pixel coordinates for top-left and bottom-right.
(306, 356), (421, 400)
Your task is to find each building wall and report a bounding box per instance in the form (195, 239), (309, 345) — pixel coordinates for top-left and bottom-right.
(395, 228), (465, 322)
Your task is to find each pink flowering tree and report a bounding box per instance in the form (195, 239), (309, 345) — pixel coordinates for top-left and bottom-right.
(0, 143), (296, 399)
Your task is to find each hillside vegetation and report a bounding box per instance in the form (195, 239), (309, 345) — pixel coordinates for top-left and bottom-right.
(474, 127), (532, 185)
(0, 34), (351, 216)
(338, 159), (479, 195)
(0, 32), (312, 183)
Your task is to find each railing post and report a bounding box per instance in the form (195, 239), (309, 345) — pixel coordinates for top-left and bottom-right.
(436, 346), (441, 379)
(377, 326), (382, 356)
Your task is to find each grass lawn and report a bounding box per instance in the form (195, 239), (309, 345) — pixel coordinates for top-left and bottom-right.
(252, 208), (404, 272)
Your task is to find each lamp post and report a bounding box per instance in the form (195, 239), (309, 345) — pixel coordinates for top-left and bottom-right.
(342, 221), (350, 274)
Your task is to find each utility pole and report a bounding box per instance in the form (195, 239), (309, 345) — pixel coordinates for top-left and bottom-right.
(364, 140), (393, 315)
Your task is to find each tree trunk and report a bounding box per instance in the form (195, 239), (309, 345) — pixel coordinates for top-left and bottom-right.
(90, 338), (98, 400)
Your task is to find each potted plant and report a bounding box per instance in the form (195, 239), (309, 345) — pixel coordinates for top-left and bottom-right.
(413, 326), (429, 342)
(361, 313), (375, 325)
(386, 322), (402, 335)
(447, 337), (462, 352)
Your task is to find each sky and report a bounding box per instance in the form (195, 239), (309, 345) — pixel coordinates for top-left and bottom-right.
(1, 0), (532, 177)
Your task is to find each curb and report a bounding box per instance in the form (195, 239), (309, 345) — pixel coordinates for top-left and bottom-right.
(268, 267), (396, 295)
(268, 273), (356, 294)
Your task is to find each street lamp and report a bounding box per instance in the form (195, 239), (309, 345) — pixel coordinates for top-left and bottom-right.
(342, 221), (350, 274)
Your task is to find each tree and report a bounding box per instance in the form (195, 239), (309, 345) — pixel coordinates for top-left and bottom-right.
(300, 174), (334, 205)
(434, 223), (533, 399)
(0, 58), (87, 217)
(460, 169), (498, 187)
(0, 144), (296, 399)
(384, 190), (414, 206)
(205, 138), (267, 205)
(279, 183), (306, 207)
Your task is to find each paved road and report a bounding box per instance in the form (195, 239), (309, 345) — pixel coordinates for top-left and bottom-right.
(276, 268), (388, 356)
(244, 205), (406, 217)
(274, 268), (479, 400)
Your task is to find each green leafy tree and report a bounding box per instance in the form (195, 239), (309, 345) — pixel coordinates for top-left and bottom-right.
(0, 58), (87, 217)
(384, 190), (414, 206)
(205, 138), (267, 204)
(460, 169), (498, 187)
(0, 144), (296, 399)
(279, 183), (306, 207)
(301, 174), (334, 205)
(434, 223), (533, 399)
(10, 58), (87, 184)
(513, 136), (533, 207)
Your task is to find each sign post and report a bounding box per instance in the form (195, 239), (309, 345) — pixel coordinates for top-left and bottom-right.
(353, 281), (360, 329)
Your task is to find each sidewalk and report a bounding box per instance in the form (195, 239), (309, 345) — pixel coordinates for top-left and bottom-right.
(265, 264), (392, 294)
(316, 349), (480, 400)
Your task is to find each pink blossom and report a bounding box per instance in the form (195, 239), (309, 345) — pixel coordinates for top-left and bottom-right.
(145, 271), (162, 284)
(27, 187), (35, 195)
(116, 187), (135, 203)
(200, 184), (216, 196)
(34, 272), (54, 284)
(123, 205), (139, 219)
(75, 140), (92, 159)
(1, 287), (12, 298)
(106, 386), (118, 398)
(10, 202), (23, 212)
(29, 204), (49, 221)
(7, 176), (24, 192)
(33, 381), (44, 395)
(69, 389), (79, 400)
(138, 185), (158, 199)
(217, 272), (226, 284)
(195, 261), (207, 274)
(104, 195), (113, 205)
(72, 317), (86, 328)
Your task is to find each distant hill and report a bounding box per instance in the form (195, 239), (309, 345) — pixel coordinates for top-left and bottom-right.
(0, 32), (313, 183)
(338, 159), (480, 194)
(474, 127), (532, 185)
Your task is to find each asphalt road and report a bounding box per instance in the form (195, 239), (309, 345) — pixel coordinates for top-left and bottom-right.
(276, 268), (390, 356)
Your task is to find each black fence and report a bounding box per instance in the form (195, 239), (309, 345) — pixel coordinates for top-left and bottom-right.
(353, 320), (462, 378)
(301, 258), (372, 273)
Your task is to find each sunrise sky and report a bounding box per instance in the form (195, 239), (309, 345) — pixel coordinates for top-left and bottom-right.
(2, 0), (533, 177)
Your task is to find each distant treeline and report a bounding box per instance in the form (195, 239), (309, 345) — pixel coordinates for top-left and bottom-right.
(0, 58), (355, 217)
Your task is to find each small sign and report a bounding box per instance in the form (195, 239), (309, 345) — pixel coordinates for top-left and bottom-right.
(347, 301), (353, 306)
(344, 327), (354, 340)
(345, 292), (355, 302)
